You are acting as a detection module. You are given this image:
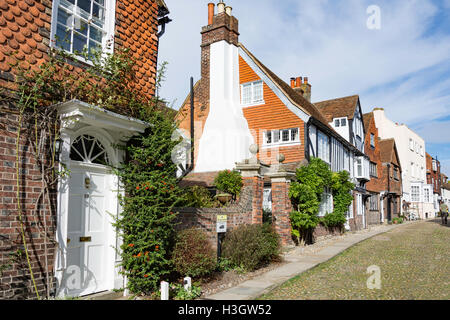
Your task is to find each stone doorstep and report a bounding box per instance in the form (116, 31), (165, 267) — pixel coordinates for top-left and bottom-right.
(81, 290), (124, 300)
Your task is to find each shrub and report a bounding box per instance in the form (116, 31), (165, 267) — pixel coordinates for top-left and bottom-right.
(214, 170), (243, 199)
(321, 212), (347, 229)
(392, 217), (403, 224)
(172, 228), (217, 278)
(263, 208), (273, 224)
(221, 223), (280, 272)
(182, 186), (219, 208)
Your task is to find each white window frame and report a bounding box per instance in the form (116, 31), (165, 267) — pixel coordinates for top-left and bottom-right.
(411, 185), (420, 202)
(241, 80), (264, 106)
(333, 117), (347, 128)
(370, 133), (375, 148)
(263, 128), (300, 148)
(357, 193), (363, 216)
(50, 0), (116, 64)
(318, 187), (333, 217)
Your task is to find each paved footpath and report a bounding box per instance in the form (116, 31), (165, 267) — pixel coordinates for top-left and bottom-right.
(204, 221), (418, 300)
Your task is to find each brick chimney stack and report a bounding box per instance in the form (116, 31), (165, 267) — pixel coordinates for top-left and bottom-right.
(300, 77), (311, 102)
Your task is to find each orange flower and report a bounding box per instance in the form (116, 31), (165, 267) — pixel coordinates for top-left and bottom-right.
(145, 187), (149, 190)
(144, 274), (149, 278)
(136, 186), (140, 190)
(137, 252), (142, 257)
(128, 243), (134, 247)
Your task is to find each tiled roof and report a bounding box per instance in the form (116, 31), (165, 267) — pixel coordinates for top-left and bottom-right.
(362, 112), (374, 133)
(314, 95), (360, 123)
(239, 43), (332, 128)
(238, 43), (363, 155)
(379, 139), (395, 163)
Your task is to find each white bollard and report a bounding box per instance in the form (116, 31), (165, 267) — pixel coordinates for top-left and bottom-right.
(160, 281), (169, 300)
(183, 277), (192, 292)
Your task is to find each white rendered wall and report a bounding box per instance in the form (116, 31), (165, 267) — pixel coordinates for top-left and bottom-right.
(195, 40), (254, 173)
(373, 109), (427, 211)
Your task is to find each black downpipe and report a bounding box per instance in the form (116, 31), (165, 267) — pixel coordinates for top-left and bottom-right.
(190, 77), (195, 171)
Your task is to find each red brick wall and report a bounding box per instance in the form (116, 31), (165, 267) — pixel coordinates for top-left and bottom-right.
(271, 181), (294, 246)
(174, 181), (261, 252)
(0, 0), (162, 299)
(365, 115), (383, 193)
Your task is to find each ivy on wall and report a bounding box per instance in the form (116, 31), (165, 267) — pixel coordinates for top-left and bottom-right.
(289, 158), (355, 245)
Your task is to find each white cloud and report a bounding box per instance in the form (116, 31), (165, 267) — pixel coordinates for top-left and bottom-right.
(158, 0), (450, 152)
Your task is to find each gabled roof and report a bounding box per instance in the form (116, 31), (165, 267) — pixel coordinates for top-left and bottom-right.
(379, 138), (400, 170)
(314, 95), (360, 123)
(362, 112), (374, 133)
(238, 44), (332, 128)
(238, 44), (363, 155)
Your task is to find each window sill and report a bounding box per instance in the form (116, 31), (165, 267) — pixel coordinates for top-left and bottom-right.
(262, 141), (301, 149)
(241, 101), (265, 108)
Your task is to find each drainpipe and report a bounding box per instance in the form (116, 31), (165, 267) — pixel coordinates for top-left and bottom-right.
(190, 77), (195, 171)
(157, 15), (172, 38)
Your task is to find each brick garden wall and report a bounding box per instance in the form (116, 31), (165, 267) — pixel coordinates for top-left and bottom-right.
(174, 183), (255, 251)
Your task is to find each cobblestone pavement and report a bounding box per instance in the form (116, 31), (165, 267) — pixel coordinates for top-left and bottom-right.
(260, 219), (449, 300)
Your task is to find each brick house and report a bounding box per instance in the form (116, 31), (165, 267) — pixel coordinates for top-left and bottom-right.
(426, 153), (442, 217)
(0, 0), (170, 299)
(378, 139), (402, 221)
(175, 2), (368, 236)
(362, 112), (384, 225)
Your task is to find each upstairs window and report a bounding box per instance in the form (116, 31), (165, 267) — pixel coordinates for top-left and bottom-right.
(369, 161), (377, 177)
(241, 80), (264, 105)
(333, 118), (347, 128)
(264, 128), (300, 147)
(51, 0), (116, 61)
(411, 185), (420, 202)
(317, 131), (330, 164)
(370, 134), (375, 148)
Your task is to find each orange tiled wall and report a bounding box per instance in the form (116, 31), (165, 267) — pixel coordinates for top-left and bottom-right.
(0, 0), (160, 98)
(239, 55), (305, 165)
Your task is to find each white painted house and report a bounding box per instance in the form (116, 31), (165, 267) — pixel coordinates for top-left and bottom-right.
(372, 108), (432, 219)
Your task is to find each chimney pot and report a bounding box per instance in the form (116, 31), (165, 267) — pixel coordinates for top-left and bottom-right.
(217, 2), (225, 14)
(304, 77), (308, 84)
(295, 77), (301, 88)
(208, 3), (215, 25)
(225, 6), (232, 16)
(290, 78), (296, 88)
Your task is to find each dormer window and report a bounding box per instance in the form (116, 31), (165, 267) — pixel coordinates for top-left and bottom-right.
(241, 80), (264, 106)
(51, 0), (116, 62)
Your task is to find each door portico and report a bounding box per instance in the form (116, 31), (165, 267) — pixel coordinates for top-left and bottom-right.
(54, 100), (148, 297)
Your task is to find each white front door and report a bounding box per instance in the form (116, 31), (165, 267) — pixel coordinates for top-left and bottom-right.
(63, 164), (113, 297)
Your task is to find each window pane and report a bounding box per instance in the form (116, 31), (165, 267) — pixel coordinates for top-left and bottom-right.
(90, 25), (103, 42)
(73, 32), (87, 52)
(56, 24), (71, 51)
(242, 84), (251, 104)
(57, 8), (72, 26)
(88, 40), (101, 58)
(92, 3), (105, 21)
(77, 0), (91, 14)
(291, 128), (299, 141)
(266, 131), (272, 144)
(94, 0), (104, 5)
(253, 81), (263, 102)
(341, 118), (346, 126)
(335, 119), (340, 127)
(273, 130), (280, 143)
(282, 129), (289, 142)
(74, 18), (88, 36)
(60, 0), (75, 10)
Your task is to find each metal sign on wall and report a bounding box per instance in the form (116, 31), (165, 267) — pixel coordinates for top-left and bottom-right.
(216, 215), (227, 233)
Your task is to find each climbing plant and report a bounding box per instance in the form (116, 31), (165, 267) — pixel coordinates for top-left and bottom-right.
(2, 44), (179, 298)
(289, 158), (355, 244)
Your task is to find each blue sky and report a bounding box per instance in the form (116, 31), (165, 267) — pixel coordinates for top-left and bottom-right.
(158, 0), (450, 175)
